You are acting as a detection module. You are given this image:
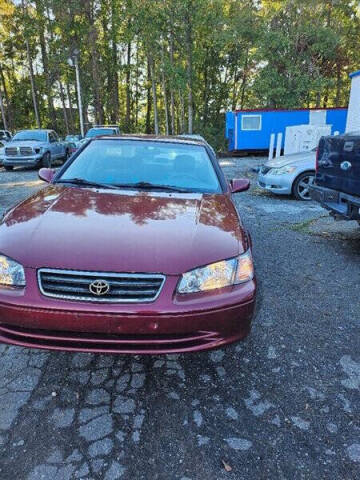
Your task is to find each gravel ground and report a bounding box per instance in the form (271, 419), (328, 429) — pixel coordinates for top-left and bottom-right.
(0, 159), (359, 480)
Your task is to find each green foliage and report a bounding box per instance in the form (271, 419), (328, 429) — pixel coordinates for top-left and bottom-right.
(0, 0), (359, 151)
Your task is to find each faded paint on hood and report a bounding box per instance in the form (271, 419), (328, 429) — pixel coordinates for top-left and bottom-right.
(0, 185), (245, 274)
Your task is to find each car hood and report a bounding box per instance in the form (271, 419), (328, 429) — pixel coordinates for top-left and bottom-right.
(265, 151), (316, 168)
(7, 140), (47, 149)
(0, 186), (245, 274)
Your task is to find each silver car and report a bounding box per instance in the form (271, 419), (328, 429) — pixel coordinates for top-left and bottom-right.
(0, 143), (5, 166)
(257, 149), (316, 200)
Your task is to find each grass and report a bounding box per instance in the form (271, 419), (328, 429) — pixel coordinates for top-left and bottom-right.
(289, 218), (318, 233)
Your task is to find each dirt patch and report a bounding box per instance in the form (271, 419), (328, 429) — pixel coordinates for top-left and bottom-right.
(291, 215), (360, 240)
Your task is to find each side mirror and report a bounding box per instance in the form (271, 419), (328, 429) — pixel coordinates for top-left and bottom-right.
(230, 178), (250, 193)
(38, 168), (55, 183)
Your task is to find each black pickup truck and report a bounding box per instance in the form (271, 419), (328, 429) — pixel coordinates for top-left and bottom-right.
(310, 132), (360, 224)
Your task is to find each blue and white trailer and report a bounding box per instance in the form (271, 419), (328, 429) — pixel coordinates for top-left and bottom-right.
(225, 107), (348, 152)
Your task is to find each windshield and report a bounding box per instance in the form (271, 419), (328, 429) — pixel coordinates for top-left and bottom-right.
(13, 130), (47, 142)
(58, 139), (221, 193)
(85, 128), (116, 138)
(66, 135), (80, 141)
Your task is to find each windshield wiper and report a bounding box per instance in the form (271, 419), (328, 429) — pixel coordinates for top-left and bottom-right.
(114, 182), (190, 193)
(56, 178), (121, 190)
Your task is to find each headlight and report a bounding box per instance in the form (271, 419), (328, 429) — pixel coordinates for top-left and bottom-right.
(34, 147), (42, 154)
(177, 250), (254, 294)
(269, 165), (297, 175)
(0, 255), (26, 287)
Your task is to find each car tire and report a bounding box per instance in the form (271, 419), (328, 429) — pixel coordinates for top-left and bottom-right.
(62, 149), (69, 162)
(42, 152), (51, 168)
(293, 171), (315, 201)
(4, 165), (13, 171)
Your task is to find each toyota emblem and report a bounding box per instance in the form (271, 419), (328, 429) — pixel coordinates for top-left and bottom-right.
(89, 279), (110, 296)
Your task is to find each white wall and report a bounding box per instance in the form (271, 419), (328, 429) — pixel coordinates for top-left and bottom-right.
(346, 74), (360, 133)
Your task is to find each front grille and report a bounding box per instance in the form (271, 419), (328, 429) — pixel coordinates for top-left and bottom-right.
(5, 147), (18, 156)
(19, 147), (33, 156)
(260, 166), (271, 174)
(38, 269), (165, 303)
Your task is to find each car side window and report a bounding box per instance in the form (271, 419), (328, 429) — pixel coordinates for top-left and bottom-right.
(49, 132), (56, 143)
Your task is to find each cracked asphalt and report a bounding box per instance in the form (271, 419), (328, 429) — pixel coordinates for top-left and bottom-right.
(0, 158), (359, 480)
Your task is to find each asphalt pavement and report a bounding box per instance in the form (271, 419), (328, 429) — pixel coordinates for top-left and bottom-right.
(0, 159), (359, 480)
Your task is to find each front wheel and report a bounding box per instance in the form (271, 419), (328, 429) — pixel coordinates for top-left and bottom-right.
(293, 171), (315, 201)
(42, 152), (51, 168)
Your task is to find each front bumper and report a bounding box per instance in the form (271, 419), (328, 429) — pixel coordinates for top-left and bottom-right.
(3, 154), (42, 167)
(0, 269), (256, 354)
(258, 171), (294, 195)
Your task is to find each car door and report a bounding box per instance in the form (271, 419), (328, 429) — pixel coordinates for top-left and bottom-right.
(49, 131), (62, 158)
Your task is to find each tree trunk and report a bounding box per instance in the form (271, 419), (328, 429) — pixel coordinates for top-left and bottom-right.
(231, 66), (238, 111)
(0, 85), (7, 130)
(86, 2), (104, 125)
(169, 26), (175, 134)
(110, 0), (119, 124)
(125, 41), (132, 131)
(66, 83), (74, 131)
(179, 90), (185, 133)
(0, 67), (13, 130)
(38, 16), (57, 129)
(145, 59), (152, 134)
(26, 39), (41, 128)
(202, 53), (209, 126)
(162, 72), (169, 135)
(323, 89), (329, 109)
(149, 55), (159, 135)
(239, 50), (249, 110)
(161, 42), (169, 135)
(58, 81), (69, 134)
(335, 62), (342, 107)
(135, 45), (139, 128)
(185, 4), (193, 134)
(0, 64), (8, 130)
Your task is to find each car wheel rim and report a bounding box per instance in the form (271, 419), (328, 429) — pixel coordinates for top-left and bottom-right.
(297, 175), (314, 200)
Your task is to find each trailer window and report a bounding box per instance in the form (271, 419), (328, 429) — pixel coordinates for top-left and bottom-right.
(241, 115), (262, 131)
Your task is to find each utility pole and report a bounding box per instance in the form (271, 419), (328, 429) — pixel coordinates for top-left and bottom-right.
(68, 49), (84, 137)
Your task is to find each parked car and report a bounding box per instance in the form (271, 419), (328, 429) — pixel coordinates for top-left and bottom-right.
(310, 131), (360, 223)
(65, 134), (82, 143)
(68, 142), (78, 155)
(69, 137), (90, 153)
(3, 129), (70, 171)
(0, 142), (5, 166)
(257, 149), (316, 200)
(85, 125), (120, 138)
(0, 135), (256, 354)
(0, 130), (11, 143)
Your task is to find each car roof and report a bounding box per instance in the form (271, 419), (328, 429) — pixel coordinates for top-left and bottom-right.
(88, 126), (117, 130)
(16, 129), (53, 133)
(91, 134), (208, 146)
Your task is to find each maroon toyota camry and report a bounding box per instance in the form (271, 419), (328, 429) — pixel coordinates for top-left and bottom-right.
(0, 136), (256, 354)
